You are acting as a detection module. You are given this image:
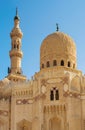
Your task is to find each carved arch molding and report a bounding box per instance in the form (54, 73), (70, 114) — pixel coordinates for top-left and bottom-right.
(17, 118), (39, 130)
(49, 117), (64, 130)
(17, 119), (32, 130)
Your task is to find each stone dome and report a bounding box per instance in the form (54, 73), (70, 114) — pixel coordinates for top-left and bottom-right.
(40, 31), (77, 70)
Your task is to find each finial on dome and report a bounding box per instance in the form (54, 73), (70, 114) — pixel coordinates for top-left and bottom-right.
(56, 23), (59, 31)
(14, 7), (20, 21)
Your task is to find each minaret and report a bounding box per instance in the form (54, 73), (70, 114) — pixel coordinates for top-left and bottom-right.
(7, 9), (26, 82)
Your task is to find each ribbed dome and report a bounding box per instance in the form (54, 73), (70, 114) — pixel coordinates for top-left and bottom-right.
(40, 32), (77, 70)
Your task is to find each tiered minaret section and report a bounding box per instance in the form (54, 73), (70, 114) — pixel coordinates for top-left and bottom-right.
(7, 9), (26, 82)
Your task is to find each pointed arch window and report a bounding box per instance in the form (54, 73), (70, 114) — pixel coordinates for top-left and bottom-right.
(68, 61), (70, 67)
(42, 64), (44, 69)
(50, 90), (54, 100)
(17, 44), (19, 49)
(53, 60), (57, 66)
(50, 88), (59, 101)
(55, 90), (59, 100)
(14, 44), (16, 49)
(73, 64), (75, 69)
(61, 60), (64, 66)
(47, 61), (50, 67)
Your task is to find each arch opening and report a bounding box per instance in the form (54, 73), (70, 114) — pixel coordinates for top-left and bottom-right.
(49, 117), (62, 130)
(61, 60), (64, 66)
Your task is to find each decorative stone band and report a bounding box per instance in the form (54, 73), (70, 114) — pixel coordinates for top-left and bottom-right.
(34, 94), (46, 101)
(0, 110), (8, 116)
(16, 94), (46, 105)
(16, 99), (33, 105)
(63, 91), (80, 98)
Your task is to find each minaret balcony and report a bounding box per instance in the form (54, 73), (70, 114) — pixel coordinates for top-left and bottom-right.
(9, 50), (23, 58)
(10, 30), (23, 39)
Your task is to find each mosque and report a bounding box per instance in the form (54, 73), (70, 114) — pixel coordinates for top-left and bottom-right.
(0, 9), (85, 130)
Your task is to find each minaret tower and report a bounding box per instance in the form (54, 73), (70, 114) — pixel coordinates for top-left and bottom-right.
(7, 9), (26, 81)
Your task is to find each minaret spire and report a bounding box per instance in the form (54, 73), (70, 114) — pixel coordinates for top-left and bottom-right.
(14, 7), (20, 21)
(7, 9), (26, 82)
(13, 8), (20, 29)
(56, 23), (59, 32)
(16, 7), (18, 16)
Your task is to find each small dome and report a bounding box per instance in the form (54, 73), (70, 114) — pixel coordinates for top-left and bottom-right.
(40, 32), (77, 70)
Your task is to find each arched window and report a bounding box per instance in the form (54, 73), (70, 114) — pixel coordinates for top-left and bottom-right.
(73, 64), (75, 69)
(17, 44), (19, 49)
(14, 44), (16, 49)
(55, 90), (59, 100)
(42, 64), (44, 68)
(61, 60), (64, 66)
(53, 60), (57, 66)
(50, 88), (59, 101)
(68, 61), (70, 67)
(50, 90), (54, 100)
(47, 61), (50, 67)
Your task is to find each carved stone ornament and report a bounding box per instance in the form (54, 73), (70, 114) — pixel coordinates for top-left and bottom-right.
(41, 85), (46, 94)
(47, 78), (62, 84)
(64, 84), (68, 92)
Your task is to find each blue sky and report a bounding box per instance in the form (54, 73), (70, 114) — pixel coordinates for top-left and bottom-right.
(0, 0), (85, 79)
